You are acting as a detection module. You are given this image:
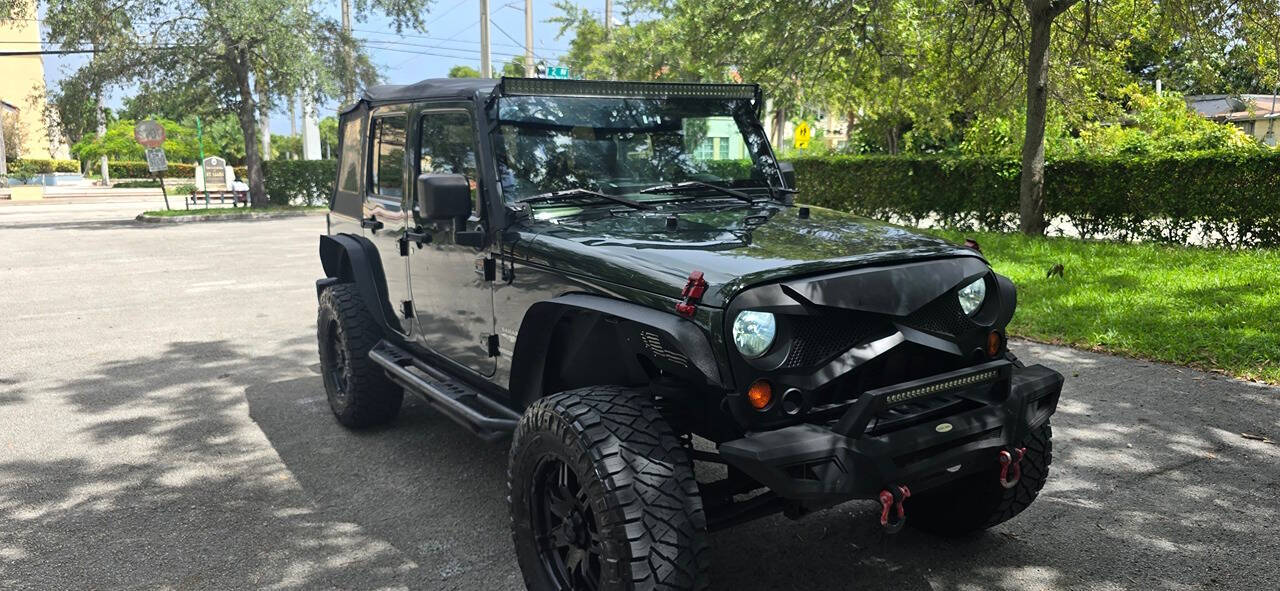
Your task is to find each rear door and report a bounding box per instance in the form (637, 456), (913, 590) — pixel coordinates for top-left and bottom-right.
(364, 110), (413, 336)
(408, 108), (496, 376)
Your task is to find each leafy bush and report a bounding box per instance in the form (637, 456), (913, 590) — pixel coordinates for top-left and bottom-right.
(263, 160), (336, 206)
(5, 160), (41, 184)
(107, 161), (197, 179)
(8, 158), (81, 174)
(789, 150), (1280, 247)
(172, 183), (197, 194)
(112, 179), (161, 188)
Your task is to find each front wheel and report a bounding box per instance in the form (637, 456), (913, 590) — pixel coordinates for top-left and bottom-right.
(508, 386), (710, 591)
(906, 421), (1053, 537)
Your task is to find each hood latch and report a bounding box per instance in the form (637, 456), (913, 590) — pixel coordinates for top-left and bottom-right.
(675, 271), (708, 318)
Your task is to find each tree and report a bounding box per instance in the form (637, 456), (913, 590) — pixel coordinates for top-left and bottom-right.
(448, 65), (482, 78)
(71, 119), (201, 163)
(1018, 0), (1084, 235)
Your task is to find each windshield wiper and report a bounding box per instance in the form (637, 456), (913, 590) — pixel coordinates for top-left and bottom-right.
(520, 188), (650, 210)
(638, 181), (755, 203)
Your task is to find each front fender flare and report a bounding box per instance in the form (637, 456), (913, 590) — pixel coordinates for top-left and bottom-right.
(508, 294), (726, 407)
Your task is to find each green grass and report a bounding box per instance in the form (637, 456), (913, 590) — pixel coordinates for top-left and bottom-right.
(929, 230), (1280, 383)
(141, 205), (326, 217)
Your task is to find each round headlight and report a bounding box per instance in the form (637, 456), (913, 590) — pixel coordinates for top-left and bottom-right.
(732, 311), (776, 358)
(957, 277), (987, 316)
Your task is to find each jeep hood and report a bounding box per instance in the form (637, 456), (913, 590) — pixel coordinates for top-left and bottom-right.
(507, 203), (982, 308)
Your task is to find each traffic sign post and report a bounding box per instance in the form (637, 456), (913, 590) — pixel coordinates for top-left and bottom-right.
(135, 120), (171, 210)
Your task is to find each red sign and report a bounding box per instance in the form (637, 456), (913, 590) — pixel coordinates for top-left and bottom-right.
(134, 120), (165, 148)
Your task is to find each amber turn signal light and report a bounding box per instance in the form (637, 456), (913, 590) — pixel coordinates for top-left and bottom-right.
(746, 380), (773, 410)
(987, 331), (1004, 357)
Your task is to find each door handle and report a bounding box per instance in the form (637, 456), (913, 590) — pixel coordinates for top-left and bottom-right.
(405, 228), (431, 246)
(361, 217), (384, 232)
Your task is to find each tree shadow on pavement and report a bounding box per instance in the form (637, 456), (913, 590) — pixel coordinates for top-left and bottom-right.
(2, 339), (1277, 590)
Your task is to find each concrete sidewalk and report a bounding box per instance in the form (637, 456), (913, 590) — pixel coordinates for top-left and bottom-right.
(0, 203), (1276, 590)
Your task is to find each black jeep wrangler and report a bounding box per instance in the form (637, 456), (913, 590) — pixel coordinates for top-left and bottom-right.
(315, 77), (1063, 590)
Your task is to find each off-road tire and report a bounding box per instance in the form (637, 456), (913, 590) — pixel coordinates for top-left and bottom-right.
(905, 421), (1053, 537)
(509, 386), (710, 591)
(317, 283), (402, 428)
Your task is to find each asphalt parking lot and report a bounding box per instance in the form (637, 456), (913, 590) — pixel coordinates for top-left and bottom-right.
(1, 198), (1278, 590)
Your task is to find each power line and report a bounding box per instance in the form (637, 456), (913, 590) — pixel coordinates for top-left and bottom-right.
(351, 27), (568, 53)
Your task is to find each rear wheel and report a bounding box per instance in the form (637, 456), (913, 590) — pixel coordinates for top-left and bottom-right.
(317, 284), (402, 428)
(509, 386), (710, 591)
(906, 421), (1053, 536)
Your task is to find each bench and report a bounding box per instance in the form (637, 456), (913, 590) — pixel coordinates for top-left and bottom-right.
(189, 189), (248, 206)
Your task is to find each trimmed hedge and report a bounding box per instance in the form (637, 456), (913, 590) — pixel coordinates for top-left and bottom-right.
(779, 151), (1280, 247)
(263, 160), (336, 206)
(9, 158), (81, 173)
(107, 161), (197, 179)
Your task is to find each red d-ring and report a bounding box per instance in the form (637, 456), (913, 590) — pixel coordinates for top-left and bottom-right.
(998, 447), (1026, 489)
(878, 485), (911, 534)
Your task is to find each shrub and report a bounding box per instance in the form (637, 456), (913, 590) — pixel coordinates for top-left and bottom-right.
(787, 150), (1280, 247)
(8, 158), (81, 174)
(107, 161), (197, 179)
(112, 179), (161, 188)
(263, 159), (336, 206)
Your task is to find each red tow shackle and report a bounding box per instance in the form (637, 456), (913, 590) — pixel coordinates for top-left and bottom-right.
(998, 447), (1027, 489)
(878, 485), (911, 534)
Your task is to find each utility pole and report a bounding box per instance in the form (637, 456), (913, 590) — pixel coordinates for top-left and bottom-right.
(0, 109), (7, 179)
(97, 93), (109, 184)
(341, 0), (353, 104)
(604, 0), (612, 37)
(479, 0), (492, 78)
(524, 0), (535, 77)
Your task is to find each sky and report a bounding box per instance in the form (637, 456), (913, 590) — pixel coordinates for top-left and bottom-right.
(37, 0), (590, 135)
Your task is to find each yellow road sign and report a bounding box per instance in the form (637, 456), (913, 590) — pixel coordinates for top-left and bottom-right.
(793, 121), (812, 150)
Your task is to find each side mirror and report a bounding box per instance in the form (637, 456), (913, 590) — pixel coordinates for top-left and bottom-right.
(777, 161), (797, 190)
(416, 173), (471, 220)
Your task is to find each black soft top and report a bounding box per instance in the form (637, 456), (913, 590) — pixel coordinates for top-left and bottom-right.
(343, 78), (498, 112)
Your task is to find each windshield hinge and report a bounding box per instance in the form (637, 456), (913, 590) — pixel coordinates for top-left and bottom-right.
(483, 257), (496, 281)
(486, 334), (500, 357)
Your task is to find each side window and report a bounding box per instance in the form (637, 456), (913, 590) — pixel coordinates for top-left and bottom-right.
(337, 114), (362, 193)
(418, 111), (480, 212)
(370, 115), (407, 197)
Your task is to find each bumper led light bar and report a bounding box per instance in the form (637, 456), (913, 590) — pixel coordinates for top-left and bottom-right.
(884, 369), (1000, 406)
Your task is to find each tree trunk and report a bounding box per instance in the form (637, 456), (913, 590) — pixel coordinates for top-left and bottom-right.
(255, 75), (271, 161)
(232, 51), (268, 207)
(97, 93), (109, 185)
(1018, 1), (1055, 235)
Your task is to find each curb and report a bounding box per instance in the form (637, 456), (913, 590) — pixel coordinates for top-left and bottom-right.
(135, 209), (326, 224)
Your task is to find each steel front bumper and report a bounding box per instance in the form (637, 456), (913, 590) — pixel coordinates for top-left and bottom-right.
(717, 360), (1063, 506)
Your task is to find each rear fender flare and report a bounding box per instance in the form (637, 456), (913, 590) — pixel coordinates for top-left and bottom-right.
(508, 294), (726, 408)
(317, 233), (398, 333)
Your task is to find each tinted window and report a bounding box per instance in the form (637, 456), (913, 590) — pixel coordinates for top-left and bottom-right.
(419, 111), (479, 212)
(338, 114), (362, 193)
(370, 115), (407, 197)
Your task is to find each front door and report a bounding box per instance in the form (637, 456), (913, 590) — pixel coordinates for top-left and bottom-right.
(365, 111), (412, 336)
(408, 109), (496, 376)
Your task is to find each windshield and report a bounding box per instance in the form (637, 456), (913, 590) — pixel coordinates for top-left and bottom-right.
(493, 95), (782, 203)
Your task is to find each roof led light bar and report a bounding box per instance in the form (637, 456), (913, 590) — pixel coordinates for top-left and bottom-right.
(498, 77), (758, 100)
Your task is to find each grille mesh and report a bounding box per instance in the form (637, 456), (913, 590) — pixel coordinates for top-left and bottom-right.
(782, 315), (887, 368)
(898, 295), (976, 336)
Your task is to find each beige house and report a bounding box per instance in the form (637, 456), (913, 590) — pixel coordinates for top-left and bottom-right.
(1185, 94), (1280, 147)
(1, 1), (69, 161)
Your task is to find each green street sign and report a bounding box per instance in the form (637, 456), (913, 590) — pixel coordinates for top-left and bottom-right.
(544, 66), (572, 79)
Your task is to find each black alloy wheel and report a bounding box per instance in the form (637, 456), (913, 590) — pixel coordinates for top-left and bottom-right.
(531, 456), (604, 590)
